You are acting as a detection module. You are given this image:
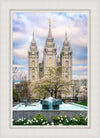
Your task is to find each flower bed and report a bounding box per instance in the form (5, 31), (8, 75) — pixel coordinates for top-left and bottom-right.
(13, 113), (87, 126)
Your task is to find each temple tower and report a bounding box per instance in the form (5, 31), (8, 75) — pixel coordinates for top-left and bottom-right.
(61, 33), (72, 81)
(43, 20), (57, 75)
(28, 33), (39, 81)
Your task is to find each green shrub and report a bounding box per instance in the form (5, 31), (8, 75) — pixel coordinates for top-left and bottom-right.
(13, 118), (27, 125)
(52, 115), (71, 125)
(52, 114), (87, 125)
(13, 114), (48, 125)
(32, 114), (48, 125)
(13, 114), (87, 126)
(71, 114), (87, 125)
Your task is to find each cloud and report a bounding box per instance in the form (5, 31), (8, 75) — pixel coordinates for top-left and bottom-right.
(13, 12), (88, 45)
(13, 64), (24, 68)
(13, 32), (26, 42)
(73, 59), (87, 64)
(73, 65), (87, 71)
(13, 38), (31, 59)
(72, 65), (87, 80)
(12, 12), (88, 81)
(72, 75), (87, 80)
(13, 12), (88, 58)
(69, 34), (87, 47)
(33, 25), (87, 47)
(13, 47), (28, 59)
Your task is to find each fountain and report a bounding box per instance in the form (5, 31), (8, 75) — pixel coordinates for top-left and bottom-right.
(40, 97), (62, 110)
(13, 97), (87, 121)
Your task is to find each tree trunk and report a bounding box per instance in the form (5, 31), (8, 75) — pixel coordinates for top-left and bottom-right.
(51, 93), (53, 97)
(55, 92), (57, 99)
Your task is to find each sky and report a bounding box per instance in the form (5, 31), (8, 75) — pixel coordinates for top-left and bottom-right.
(12, 12), (88, 82)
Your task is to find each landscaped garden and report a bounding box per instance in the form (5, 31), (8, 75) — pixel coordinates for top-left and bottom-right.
(13, 67), (88, 126)
(13, 113), (87, 126)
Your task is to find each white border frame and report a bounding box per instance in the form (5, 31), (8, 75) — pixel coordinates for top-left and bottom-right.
(0, 0), (100, 138)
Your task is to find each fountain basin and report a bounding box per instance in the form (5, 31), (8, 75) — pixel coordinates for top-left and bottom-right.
(13, 102), (88, 122)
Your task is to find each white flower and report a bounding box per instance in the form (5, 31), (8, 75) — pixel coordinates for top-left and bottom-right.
(85, 116), (88, 120)
(58, 117), (60, 119)
(42, 122), (45, 125)
(29, 120), (31, 123)
(66, 119), (69, 122)
(36, 120), (38, 123)
(19, 119), (21, 121)
(51, 122), (54, 125)
(34, 118), (36, 120)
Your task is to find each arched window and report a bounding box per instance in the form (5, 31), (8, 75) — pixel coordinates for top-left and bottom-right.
(66, 75), (69, 81)
(66, 69), (68, 73)
(49, 57), (52, 67)
(32, 68), (35, 73)
(32, 60), (35, 67)
(66, 61), (69, 67)
(32, 75), (35, 80)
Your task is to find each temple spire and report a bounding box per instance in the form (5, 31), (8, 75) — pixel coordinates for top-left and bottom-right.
(48, 19), (52, 38)
(65, 32), (67, 43)
(32, 32), (35, 43)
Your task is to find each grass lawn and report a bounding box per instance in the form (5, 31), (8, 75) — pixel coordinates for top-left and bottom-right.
(75, 102), (87, 106)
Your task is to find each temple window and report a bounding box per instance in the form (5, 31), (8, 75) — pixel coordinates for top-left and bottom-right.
(32, 60), (35, 67)
(49, 57), (52, 67)
(32, 75), (35, 80)
(66, 61), (69, 67)
(66, 75), (69, 81)
(32, 68), (35, 73)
